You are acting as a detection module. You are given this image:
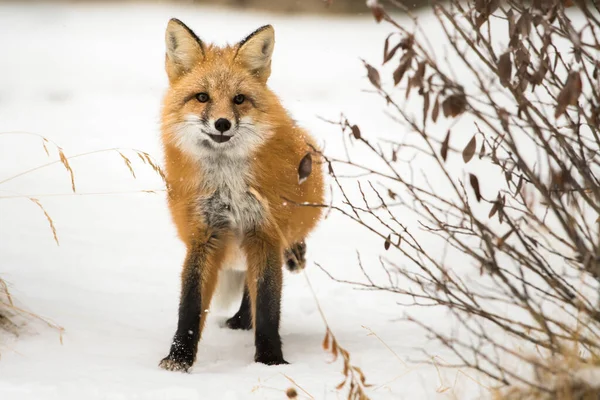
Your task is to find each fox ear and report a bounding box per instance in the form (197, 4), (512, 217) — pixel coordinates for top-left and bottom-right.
(165, 18), (205, 82)
(236, 25), (275, 82)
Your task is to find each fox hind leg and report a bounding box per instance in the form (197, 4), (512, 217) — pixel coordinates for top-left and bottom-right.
(225, 240), (307, 330)
(284, 241), (307, 273)
(224, 285), (253, 330)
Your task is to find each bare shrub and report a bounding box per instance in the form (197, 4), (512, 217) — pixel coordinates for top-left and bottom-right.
(309, 0), (600, 395)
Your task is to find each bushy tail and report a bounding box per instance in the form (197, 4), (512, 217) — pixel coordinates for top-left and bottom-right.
(211, 269), (246, 311)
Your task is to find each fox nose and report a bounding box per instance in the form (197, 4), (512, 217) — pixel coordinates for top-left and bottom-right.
(214, 118), (232, 133)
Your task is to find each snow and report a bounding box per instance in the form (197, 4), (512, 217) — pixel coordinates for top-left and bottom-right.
(0, 2), (491, 399)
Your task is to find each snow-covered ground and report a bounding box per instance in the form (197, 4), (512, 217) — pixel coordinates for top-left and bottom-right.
(0, 3), (490, 399)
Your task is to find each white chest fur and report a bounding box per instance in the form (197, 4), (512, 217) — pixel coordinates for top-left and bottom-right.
(198, 154), (264, 234)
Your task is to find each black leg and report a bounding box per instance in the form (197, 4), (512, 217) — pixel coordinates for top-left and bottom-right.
(159, 245), (205, 372)
(225, 285), (253, 330)
(254, 251), (287, 365)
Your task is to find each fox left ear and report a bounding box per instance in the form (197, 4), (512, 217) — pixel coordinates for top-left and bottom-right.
(235, 25), (275, 82)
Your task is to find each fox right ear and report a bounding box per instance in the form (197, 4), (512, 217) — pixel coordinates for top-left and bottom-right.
(165, 18), (205, 82)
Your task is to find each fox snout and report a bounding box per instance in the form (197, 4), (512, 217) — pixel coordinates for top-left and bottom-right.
(208, 118), (233, 143)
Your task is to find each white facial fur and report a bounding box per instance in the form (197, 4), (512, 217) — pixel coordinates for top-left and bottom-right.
(172, 114), (270, 233)
(174, 114), (267, 162)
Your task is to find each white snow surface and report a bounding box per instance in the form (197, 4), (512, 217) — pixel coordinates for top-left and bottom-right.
(0, 3), (493, 399)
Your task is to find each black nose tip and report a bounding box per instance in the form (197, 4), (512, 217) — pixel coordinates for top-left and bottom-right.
(214, 118), (232, 133)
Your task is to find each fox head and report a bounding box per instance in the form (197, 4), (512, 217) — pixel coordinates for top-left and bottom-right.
(162, 18), (280, 160)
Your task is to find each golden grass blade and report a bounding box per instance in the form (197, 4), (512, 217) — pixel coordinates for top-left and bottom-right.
(117, 151), (136, 179)
(42, 138), (50, 157)
(29, 197), (59, 245)
(57, 147), (76, 192)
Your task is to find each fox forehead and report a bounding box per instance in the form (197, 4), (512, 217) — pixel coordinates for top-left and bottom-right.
(172, 46), (255, 92)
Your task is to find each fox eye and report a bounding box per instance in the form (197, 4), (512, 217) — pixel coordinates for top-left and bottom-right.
(196, 93), (209, 103)
(233, 94), (245, 105)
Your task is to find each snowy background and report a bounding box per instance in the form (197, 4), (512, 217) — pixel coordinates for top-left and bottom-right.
(0, 2), (490, 399)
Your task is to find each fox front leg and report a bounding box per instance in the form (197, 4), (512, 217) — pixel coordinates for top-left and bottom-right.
(159, 237), (222, 372)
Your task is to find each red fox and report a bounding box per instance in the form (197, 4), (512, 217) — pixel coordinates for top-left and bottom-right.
(159, 19), (324, 372)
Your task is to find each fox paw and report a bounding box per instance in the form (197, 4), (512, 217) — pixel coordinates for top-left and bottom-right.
(224, 313), (252, 330)
(284, 241), (306, 273)
(255, 351), (289, 366)
(159, 356), (192, 373)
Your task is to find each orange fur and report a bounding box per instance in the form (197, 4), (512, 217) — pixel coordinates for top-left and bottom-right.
(158, 19), (324, 370)
(161, 46), (324, 251)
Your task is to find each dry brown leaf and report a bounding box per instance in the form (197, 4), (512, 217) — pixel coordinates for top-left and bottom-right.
(323, 329), (330, 350)
(413, 61), (426, 88)
(497, 228), (515, 247)
(555, 72), (582, 118)
(489, 201), (500, 218)
(499, 108), (510, 131)
(383, 34), (390, 63)
(423, 92), (430, 126)
(474, 0), (499, 28)
(462, 135), (477, 163)
(354, 366), (367, 384)
(384, 234), (391, 250)
(399, 35), (414, 51)
(469, 174), (482, 202)
(516, 11), (532, 37)
(514, 174), (524, 197)
(393, 54), (411, 86)
(442, 93), (467, 118)
(441, 130), (451, 162)
(362, 60), (381, 89)
(383, 34), (402, 65)
(497, 52), (512, 86)
(432, 94), (440, 122)
(331, 338), (339, 361)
